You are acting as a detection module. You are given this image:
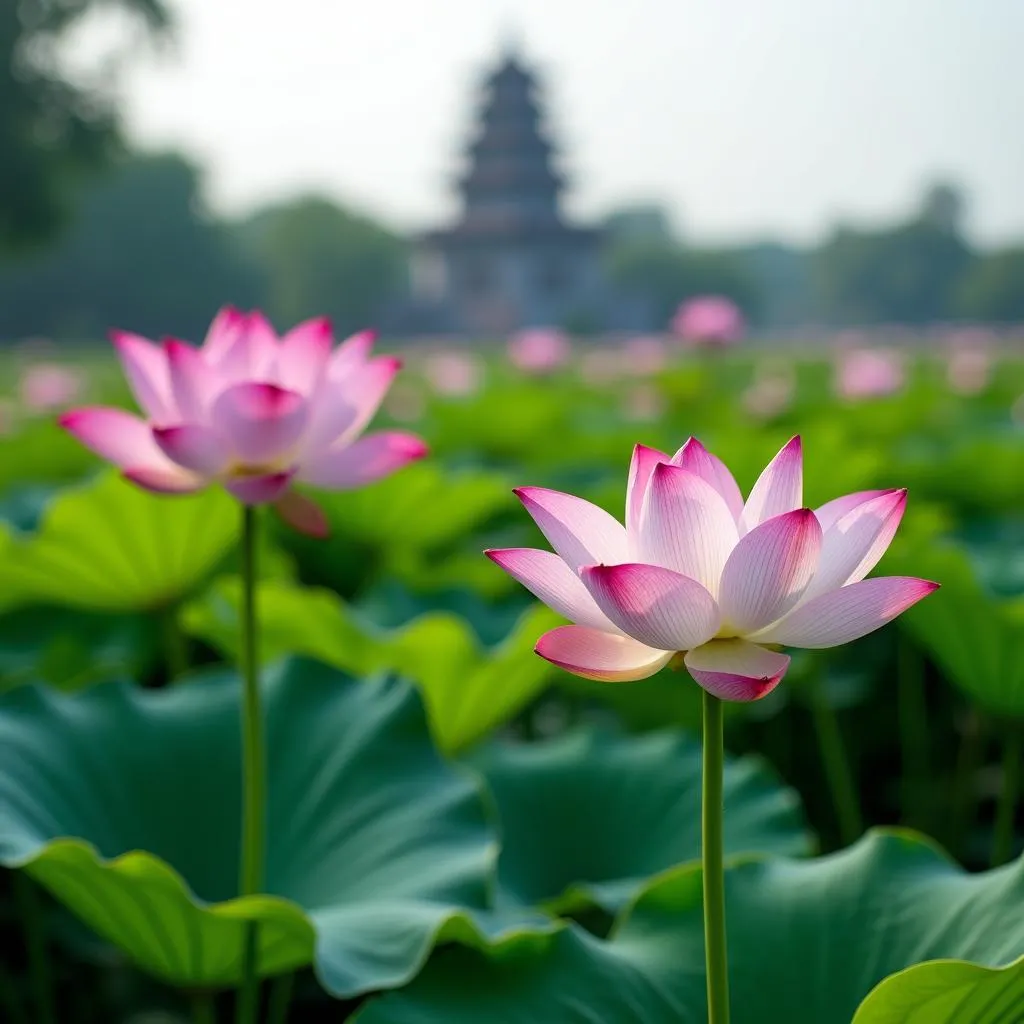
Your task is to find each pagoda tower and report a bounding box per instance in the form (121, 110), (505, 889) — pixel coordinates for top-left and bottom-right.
(416, 46), (604, 335)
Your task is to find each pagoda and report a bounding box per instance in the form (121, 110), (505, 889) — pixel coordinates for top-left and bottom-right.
(416, 46), (604, 335)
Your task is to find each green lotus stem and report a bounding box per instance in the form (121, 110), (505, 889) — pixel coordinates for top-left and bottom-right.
(192, 993), (216, 1024)
(267, 972), (295, 1024)
(950, 710), (985, 857)
(991, 728), (1021, 867)
(237, 504), (266, 1024)
(702, 690), (730, 1024)
(809, 664), (863, 846)
(897, 637), (930, 831)
(163, 604), (190, 682)
(0, 955), (29, 1024)
(13, 872), (55, 1024)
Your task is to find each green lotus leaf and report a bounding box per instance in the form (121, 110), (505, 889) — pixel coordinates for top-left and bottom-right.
(0, 471), (238, 612)
(469, 727), (813, 912)
(893, 540), (1024, 717)
(276, 463), (514, 596)
(0, 659), (522, 996)
(0, 606), (156, 691)
(355, 830), (1024, 1023)
(183, 579), (561, 753)
(853, 957), (1024, 1023)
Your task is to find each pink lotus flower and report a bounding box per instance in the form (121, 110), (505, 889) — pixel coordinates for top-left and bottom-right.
(487, 437), (936, 701)
(20, 363), (84, 412)
(671, 295), (745, 347)
(622, 335), (668, 376)
(836, 349), (905, 400)
(424, 351), (484, 397)
(60, 309), (427, 529)
(508, 327), (571, 373)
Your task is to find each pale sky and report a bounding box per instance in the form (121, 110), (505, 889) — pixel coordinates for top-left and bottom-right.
(92, 0), (1024, 245)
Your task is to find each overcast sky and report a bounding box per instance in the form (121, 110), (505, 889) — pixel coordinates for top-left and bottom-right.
(98, 0), (1024, 245)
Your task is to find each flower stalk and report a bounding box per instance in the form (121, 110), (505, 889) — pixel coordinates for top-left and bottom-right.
(237, 504), (266, 1024)
(702, 690), (730, 1024)
(809, 663), (863, 846)
(992, 726), (1022, 867)
(13, 873), (55, 1024)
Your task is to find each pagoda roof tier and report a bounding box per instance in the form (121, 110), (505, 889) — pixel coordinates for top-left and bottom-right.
(458, 164), (564, 193)
(423, 217), (602, 247)
(468, 128), (552, 156)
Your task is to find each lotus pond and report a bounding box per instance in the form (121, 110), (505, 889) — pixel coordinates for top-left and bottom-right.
(0, 332), (1022, 1023)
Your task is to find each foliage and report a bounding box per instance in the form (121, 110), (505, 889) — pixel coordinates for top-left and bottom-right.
(0, 660), (508, 997)
(356, 831), (1024, 1023)
(0, 0), (171, 252)
(235, 195), (409, 337)
(0, 153), (262, 340)
(0, 340), (1021, 1018)
(955, 247), (1024, 322)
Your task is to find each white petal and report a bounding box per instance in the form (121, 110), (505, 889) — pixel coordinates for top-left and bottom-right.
(738, 436), (802, 535)
(636, 463), (739, 596)
(718, 508), (822, 633)
(515, 487), (628, 573)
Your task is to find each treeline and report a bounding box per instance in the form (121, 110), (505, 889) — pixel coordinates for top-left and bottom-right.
(602, 184), (1024, 330)
(0, 153), (408, 342)
(1, 152), (1023, 342)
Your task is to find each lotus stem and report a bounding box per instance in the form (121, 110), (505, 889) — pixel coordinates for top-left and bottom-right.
(267, 972), (295, 1024)
(809, 663), (863, 846)
(702, 690), (730, 1024)
(162, 603), (190, 682)
(897, 637), (930, 831)
(13, 872), (56, 1024)
(950, 709), (985, 858)
(991, 727), (1022, 867)
(237, 504), (266, 1024)
(192, 993), (217, 1024)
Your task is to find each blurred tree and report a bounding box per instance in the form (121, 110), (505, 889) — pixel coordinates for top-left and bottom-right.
(0, 152), (262, 340)
(235, 196), (409, 336)
(813, 221), (972, 325)
(1, 0), (172, 252)
(918, 180), (967, 235)
(603, 237), (762, 326)
(954, 248), (1024, 322)
(602, 204), (677, 245)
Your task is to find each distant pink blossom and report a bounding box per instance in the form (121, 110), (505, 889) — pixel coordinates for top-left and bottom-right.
(836, 349), (905, 400)
(580, 348), (625, 385)
(742, 367), (795, 421)
(20, 363), (84, 412)
(671, 296), (745, 347)
(508, 327), (571, 373)
(622, 336), (668, 376)
(424, 351), (484, 397)
(59, 308), (426, 534)
(946, 347), (992, 396)
(621, 384), (666, 422)
(383, 380), (427, 423)
(487, 436), (936, 701)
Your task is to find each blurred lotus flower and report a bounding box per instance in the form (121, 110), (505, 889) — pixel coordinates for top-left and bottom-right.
(836, 348), (905, 400)
(579, 348), (624, 385)
(0, 399), (15, 436)
(487, 436), (936, 701)
(944, 331), (993, 396)
(383, 379), (427, 423)
(508, 327), (571, 373)
(621, 383), (665, 422)
(622, 335), (668, 376)
(742, 366), (796, 422)
(20, 362), (84, 412)
(424, 351), (484, 397)
(60, 308), (426, 533)
(671, 295), (745, 347)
